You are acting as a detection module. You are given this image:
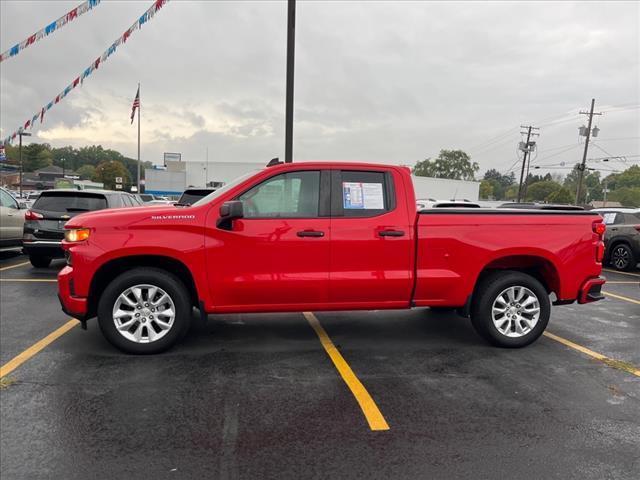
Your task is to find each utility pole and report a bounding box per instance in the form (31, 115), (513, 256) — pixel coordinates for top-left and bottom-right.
(575, 98), (602, 205)
(284, 0), (296, 163)
(18, 131), (31, 197)
(517, 125), (539, 202)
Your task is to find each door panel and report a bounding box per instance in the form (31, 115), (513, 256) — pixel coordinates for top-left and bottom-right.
(206, 169), (331, 310)
(329, 169), (414, 307)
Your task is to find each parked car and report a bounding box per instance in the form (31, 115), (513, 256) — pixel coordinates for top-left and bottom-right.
(23, 189), (141, 268)
(593, 208), (640, 271)
(58, 161), (606, 354)
(498, 202), (584, 211)
(177, 187), (217, 206)
(417, 199), (481, 209)
(0, 186), (26, 252)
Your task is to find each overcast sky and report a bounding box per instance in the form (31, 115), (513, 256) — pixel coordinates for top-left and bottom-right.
(1, 0), (638, 177)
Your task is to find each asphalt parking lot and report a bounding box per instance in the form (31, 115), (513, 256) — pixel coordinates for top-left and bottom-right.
(1, 253), (639, 479)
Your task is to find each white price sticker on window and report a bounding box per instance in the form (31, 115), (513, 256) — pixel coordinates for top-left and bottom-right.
(343, 182), (384, 209)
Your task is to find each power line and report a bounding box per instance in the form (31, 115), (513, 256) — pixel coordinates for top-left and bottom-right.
(517, 125), (539, 202)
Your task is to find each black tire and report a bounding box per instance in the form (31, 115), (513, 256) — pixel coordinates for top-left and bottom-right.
(609, 244), (636, 272)
(470, 271), (550, 348)
(97, 267), (192, 354)
(29, 255), (51, 268)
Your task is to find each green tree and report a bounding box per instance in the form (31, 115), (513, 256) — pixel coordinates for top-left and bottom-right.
(546, 187), (574, 204)
(504, 185), (519, 201)
(608, 187), (640, 207)
(563, 164), (602, 204)
(479, 180), (494, 199)
(22, 143), (53, 171)
(95, 160), (131, 190)
(413, 150), (478, 181)
(76, 164), (97, 180)
(525, 181), (561, 202)
(482, 169), (514, 200)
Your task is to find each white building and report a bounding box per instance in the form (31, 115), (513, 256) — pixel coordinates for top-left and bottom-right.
(145, 160), (264, 196)
(411, 175), (480, 202)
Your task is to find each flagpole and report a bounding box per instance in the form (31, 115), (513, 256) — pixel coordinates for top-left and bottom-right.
(137, 82), (141, 193)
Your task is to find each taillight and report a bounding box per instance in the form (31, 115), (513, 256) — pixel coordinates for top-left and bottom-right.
(25, 210), (43, 220)
(592, 221), (606, 238)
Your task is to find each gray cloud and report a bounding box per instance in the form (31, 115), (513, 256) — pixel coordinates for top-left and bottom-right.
(1, 0), (638, 175)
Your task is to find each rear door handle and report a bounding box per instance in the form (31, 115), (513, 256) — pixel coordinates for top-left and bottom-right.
(297, 230), (324, 237)
(378, 230), (405, 237)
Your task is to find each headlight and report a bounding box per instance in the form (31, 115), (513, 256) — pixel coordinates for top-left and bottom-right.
(64, 228), (90, 242)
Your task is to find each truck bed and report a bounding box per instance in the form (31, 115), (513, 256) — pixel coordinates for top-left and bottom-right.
(413, 209), (603, 307)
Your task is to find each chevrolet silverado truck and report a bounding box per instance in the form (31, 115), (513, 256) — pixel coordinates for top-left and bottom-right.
(58, 161), (606, 354)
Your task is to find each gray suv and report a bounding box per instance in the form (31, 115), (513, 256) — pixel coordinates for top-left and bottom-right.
(23, 189), (142, 268)
(594, 208), (640, 271)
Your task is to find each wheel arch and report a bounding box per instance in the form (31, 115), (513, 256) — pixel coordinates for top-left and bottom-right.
(87, 255), (200, 319)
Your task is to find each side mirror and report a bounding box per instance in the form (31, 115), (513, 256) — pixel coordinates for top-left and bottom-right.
(216, 200), (244, 230)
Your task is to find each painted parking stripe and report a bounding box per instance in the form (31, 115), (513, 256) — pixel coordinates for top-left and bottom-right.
(0, 319), (80, 379)
(0, 261), (30, 272)
(602, 291), (640, 305)
(603, 268), (640, 278)
(0, 279), (57, 283)
(304, 312), (390, 431)
(544, 332), (640, 377)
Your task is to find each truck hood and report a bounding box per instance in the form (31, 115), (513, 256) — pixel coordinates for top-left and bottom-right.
(65, 205), (188, 229)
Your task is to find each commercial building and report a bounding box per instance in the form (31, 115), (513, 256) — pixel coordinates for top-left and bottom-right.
(144, 160), (264, 196)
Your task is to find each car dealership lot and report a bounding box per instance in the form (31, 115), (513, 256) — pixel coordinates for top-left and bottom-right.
(1, 254), (639, 479)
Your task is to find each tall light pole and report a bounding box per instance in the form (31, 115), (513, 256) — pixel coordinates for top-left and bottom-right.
(284, 0), (296, 163)
(18, 132), (31, 197)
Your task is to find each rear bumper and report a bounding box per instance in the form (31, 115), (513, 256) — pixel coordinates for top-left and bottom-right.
(57, 265), (88, 321)
(577, 276), (606, 304)
(23, 240), (64, 258)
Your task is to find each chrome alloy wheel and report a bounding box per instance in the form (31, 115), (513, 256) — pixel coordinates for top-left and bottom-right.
(491, 286), (541, 338)
(612, 246), (630, 270)
(112, 284), (176, 343)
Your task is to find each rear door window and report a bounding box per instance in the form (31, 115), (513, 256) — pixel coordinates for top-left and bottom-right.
(33, 193), (108, 213)
(332, 170), (394, 217)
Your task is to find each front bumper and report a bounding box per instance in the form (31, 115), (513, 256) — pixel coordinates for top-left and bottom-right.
(577, 276), (606, 304)
(58, 265), (88, 321)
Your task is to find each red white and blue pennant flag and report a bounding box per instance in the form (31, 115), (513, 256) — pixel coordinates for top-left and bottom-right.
(2, 0), (169, 146)
(0, 0), (102, 63)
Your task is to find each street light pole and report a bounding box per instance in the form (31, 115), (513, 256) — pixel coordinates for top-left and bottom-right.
(284, 0), (296, 163)
(18, 132), (31, 197)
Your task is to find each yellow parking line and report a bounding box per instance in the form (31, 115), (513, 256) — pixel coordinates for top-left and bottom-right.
(0, 261), (30, 272)
(544, 332), (640, 377)
(304, 312), (389, 431)
(603, 269), (640, 278)
(0, 279), (57, 283)
(0, 319), (80, 379)
(603, 291), (640, 305)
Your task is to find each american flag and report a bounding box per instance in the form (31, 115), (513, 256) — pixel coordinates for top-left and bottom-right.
(130, 86), (140, 124)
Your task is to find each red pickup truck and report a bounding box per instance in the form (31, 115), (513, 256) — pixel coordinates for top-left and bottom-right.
(58, 161), (606, 354)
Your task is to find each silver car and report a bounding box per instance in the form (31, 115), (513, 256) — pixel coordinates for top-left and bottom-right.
(0, 187), (26, 252)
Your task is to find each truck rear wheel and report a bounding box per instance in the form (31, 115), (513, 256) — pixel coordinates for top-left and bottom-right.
(97, 268), (192, 354)
(470, 271), (550, 348)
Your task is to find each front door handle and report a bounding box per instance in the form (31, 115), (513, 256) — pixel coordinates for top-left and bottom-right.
(378, 229), (405, 237)
(297, 230), (324, 237)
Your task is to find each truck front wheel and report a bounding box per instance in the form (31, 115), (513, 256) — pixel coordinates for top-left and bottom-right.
(470, 271), (550, 348)
(97, 268), (192, 354)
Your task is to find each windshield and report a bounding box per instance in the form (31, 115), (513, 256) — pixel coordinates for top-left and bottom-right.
(191, 171), (261, 207)
(179, 190), (214, 205)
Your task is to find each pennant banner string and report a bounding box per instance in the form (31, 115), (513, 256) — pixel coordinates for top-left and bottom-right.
(0, 0), (102, 64)
(2, 0), (169, 146)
